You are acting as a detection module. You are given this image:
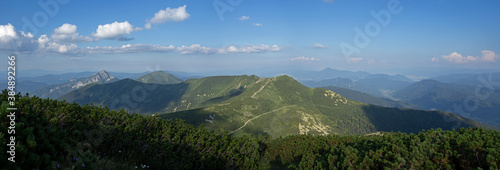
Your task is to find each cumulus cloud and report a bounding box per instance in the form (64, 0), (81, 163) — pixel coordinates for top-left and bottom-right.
(145, 5), (190, 29)
(253, 23), (263, 27)
(481, 50), (497, 62)
(349, 57), (363, 63)
(0, 23), (82, 55)
(239, 16), (250, 21)
(36, 34), (83, 55)
(0, 23), (38, 53)
(51, 23), (93, 43)
(290, 56), (320, 62)
(0, 23), (282, 56)
(92, 21), (141, 40)
(0, 23), (19, 40)
(43, 42), (82, 54)
(313, 43), (328, 49)
(432, 50), (497, 63)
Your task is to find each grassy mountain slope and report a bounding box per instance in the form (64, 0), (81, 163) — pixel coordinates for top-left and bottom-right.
(134, 71), (183, 84)
(61, 75), (496, 137)
(59, 78), (189, 113)
(60, 75), (261, 114)
(158, 76), (495, 137)
(321, 86), (414, 108)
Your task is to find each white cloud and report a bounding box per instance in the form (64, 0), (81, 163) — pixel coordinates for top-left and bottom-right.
(349, 57), (363, 63)
(86, 44), (281, 55)
(219, 44), (281, 54)
(290, 56), (320, 62)
(145, 5), (190, 29)
(239, 16), (250, 21)
(51, 23), (93, 43)
(443, 52), (477, 63)
(92, 21), (141, 40)
(253, 23), (263, 27)
(87, 44), (176, 54)
(0, 24), (82, 55)
(0, 23), (18, 40)
(36, 34), (82, 55)
(313, 43), (328, 49)
(37, 34), (50, 47)
(481, 50), (497, 62)
(44, 42), (82, 54)
(0, 23), (38, 53)
(432, 51), (497, 63)
(176, 44), (216, 54)
(54, 23), (77, 34)
(0, 24), (282, 56)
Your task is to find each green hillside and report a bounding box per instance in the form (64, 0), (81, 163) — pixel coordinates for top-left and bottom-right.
(160, 76), (495, 137)
(134, 71), (183, 84)
(321, 86), (414, 108)
(60, 74), (495, 137)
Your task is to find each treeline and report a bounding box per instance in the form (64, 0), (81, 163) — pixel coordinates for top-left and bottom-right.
(1, 91), (499, 169)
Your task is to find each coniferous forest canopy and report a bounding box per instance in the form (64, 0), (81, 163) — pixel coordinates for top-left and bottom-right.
(1, 91), (500, 169)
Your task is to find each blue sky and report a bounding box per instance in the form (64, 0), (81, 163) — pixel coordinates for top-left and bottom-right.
(0, 0), (499, 74)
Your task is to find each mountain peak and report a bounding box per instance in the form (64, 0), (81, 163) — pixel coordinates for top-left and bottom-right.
(135, 71), (182, 84)
(70, 70), (117, 89)
(92, 70), (116, 82)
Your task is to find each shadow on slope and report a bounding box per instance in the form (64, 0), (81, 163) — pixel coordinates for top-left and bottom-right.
(59, 79), (190, 114)
(361, 105), (486, 134)
(202, 86), (245, 105)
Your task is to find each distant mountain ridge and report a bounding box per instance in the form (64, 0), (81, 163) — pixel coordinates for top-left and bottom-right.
(321, 86), (414, 108)
(430, 72), (500, 86)
(135, 71), (183, 84)
(60, 74), (496, 137)
(393, 79), (500, 127)
(302, 73), (412, 98)
(32, 70), (118, 99)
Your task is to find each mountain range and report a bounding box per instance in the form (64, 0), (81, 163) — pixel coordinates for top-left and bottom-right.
(32, 70), (118, 99)
(59, 74), (497, 137)
(392, 79), (500, 127)
(135, 71), (183, 84)
(302, 74), (412, 98)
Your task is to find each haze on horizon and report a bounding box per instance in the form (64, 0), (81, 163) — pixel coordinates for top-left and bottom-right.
(0, 0), (499, 75)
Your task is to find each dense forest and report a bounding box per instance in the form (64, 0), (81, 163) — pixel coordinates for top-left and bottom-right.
(1, 91), (499, 169)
